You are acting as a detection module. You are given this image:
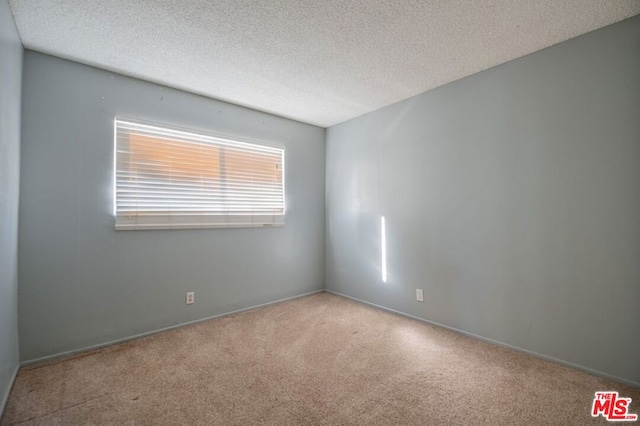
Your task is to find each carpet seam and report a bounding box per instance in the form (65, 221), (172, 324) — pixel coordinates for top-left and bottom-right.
(9, 395), (111, 426)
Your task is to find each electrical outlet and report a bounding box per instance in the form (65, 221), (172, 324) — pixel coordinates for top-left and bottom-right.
(416, 289), (424, 302)
(186, 292), (195, 305)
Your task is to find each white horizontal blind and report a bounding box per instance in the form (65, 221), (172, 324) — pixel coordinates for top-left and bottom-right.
(114, 119), (285, 230)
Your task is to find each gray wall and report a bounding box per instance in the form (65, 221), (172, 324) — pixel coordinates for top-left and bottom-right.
(326, 16), (640, 385)
(19, 52), (325, 362)
(0, 0), (22, 413)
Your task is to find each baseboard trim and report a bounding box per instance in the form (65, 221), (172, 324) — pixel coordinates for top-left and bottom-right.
(21, 289), (324, 367)
(0, 364), (19, 419)
(325, 289), (639, 389)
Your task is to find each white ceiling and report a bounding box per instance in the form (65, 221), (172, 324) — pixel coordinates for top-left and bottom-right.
(8, 1), (640, 128)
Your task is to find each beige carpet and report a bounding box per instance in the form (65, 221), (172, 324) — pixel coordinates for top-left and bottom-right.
(2, 292), (638, 425)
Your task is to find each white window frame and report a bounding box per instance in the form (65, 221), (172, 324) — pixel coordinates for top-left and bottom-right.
(114, 118), (285, 230)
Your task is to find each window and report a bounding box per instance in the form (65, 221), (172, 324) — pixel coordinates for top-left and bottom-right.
(114, 118), (285, 230)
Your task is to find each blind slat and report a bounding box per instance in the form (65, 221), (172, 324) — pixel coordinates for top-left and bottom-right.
(115, 118), (285, 230)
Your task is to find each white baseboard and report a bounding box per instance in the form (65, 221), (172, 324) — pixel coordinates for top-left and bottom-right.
(21, 288), (638, 389)
(22, 289), (324, 367)
(325, 289), (639, 389)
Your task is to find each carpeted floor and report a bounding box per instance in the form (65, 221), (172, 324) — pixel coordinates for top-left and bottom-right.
(2, 292), (638, 425)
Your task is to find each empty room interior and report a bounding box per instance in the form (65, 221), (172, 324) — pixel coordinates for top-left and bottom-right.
(1, 1), (639, 424)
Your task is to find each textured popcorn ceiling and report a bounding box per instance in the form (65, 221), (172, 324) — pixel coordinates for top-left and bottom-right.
(8, 1), (640, 127)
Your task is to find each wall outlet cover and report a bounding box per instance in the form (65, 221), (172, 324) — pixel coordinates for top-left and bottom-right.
(416, 289), (424, 302)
